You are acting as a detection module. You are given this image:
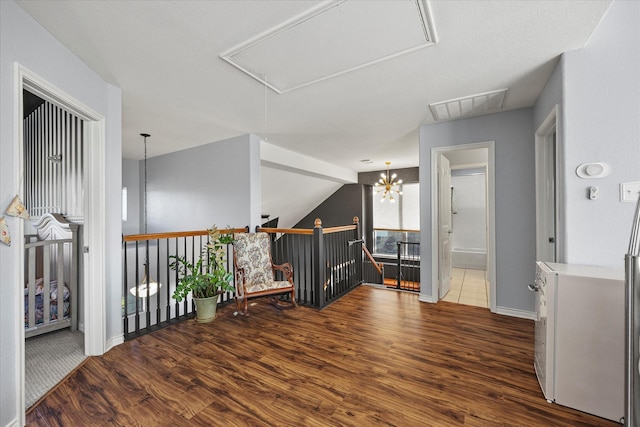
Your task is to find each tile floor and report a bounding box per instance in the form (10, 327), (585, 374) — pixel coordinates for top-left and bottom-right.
(441, 268), (489, 308)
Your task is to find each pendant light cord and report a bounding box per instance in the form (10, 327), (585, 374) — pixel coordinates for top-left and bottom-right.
(141, 133), (150, 235)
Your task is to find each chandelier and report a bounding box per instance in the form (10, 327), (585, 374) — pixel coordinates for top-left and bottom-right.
(374, 161), (403, 203)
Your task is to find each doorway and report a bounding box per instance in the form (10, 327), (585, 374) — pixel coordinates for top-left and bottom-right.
(431, 141), (496, 312)
(16, 64), (107, 421)
(535, 106), (559, 263)
(22, 89), (87, 407)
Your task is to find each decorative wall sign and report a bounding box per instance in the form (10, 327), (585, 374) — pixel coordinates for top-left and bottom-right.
(0, 216), (10, 246)
(5, 195), (29, 219)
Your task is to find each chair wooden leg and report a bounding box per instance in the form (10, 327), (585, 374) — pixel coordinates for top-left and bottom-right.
(235, 296), (248, 316)
(269, 292), (297, 310)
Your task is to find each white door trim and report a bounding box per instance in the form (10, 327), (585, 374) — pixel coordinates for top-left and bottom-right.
(15, 63), (107, 424)
(437, 154), (452, 299)
(535, 105), (559, 262)
(431, 141), (496, 312)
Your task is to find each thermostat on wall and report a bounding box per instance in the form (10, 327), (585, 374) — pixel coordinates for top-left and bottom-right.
(576, 162), (611, 179)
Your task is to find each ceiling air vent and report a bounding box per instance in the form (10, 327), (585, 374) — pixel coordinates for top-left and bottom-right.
(429, 89), (508, 122)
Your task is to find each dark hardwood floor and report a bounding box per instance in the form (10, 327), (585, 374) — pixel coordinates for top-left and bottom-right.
(26, 286), (619, 426)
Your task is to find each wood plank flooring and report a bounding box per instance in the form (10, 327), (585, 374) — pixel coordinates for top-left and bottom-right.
(26, 285), (619, 426)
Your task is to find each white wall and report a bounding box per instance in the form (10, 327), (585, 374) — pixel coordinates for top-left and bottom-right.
(146, 134), (261, 232)
(260, 140), (356, 229)
(122, 158), (140, 235)
(0, 2), (122, 425)
(261, 166), (343, 229)
(561, 0), (640, 267)
(532, 55), (566, 261)
(419, 108), (536, 312)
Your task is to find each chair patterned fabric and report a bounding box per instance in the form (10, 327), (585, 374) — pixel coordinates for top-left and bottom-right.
(234, 233), (290, 294)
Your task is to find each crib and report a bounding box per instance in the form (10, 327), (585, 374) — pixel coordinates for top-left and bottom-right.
(24, 213), (79, 338)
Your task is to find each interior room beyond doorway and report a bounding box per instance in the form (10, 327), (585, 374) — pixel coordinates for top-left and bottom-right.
(442, 268), (489, 308)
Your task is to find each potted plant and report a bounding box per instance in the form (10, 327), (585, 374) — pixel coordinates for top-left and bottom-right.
(170, 225), (234, 323)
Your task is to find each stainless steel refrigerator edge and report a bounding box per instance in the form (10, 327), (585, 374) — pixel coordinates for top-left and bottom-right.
(625, 195), (640, 427)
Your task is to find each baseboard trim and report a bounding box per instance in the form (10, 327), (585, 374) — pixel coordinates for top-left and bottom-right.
(496, 306), (536, 320)
(105, 334), (124, 352)
(419, 293), (437, 303)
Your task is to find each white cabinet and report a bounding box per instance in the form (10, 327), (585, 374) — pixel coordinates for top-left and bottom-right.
(533, 262), (625, 422)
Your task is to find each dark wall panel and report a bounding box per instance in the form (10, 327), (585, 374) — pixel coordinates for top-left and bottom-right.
(294, 184), (365, 229)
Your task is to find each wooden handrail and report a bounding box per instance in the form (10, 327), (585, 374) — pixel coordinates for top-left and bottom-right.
(258, 224), (357, 235)
(123, 227), (249, 242)
(257, 227), (314, 235)
(373, 227), (420, 233)
(362, 244), (383, 275)
(322, 225), (357, 234)
(124, 223), (359, 242)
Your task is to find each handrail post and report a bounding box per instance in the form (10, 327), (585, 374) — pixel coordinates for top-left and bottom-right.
(312, 218), (326, 309)
(353, 217), (362, 286)
(353, 216), (361, 241)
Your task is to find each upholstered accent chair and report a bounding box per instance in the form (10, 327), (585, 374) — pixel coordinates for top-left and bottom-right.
(232, 232), (297, 315)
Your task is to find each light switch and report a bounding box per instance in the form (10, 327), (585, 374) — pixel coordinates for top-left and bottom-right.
(620, 182), (640, 202)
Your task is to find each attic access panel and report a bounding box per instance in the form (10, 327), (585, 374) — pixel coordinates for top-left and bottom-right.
(220, 0), (437, 94)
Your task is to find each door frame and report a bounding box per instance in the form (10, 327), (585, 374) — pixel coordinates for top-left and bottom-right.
(437, 154), (452, 299)
(431, 141), (496, 312)
(535, 105), (559, 262)
(15, 64), (107, 421)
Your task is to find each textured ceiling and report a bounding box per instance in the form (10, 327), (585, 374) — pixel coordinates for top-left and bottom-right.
(16, 0), (612, 172)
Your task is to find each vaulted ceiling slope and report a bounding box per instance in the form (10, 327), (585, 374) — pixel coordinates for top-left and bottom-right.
(17, 0), (611, 172)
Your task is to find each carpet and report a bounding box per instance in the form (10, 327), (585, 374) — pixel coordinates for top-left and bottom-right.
(25, 329), (86, 408)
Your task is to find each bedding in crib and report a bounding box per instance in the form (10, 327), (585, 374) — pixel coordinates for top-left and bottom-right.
(24, 278), (70, 327)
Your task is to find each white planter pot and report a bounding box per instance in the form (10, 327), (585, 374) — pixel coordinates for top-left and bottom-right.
(193, 295), (219, 323)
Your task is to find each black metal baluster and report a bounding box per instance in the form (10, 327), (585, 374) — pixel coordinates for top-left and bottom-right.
(174, 237), (180, 318)
(145, 239), (151, 328)
(134, 241), (140, 334)
(155, 238), (161, 327)
(397, 241), (402, 290)
(165, 238), (170, 323)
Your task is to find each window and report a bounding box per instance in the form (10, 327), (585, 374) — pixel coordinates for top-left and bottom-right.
(122, 187), (128, 221)
(373, 182), (420, 256)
